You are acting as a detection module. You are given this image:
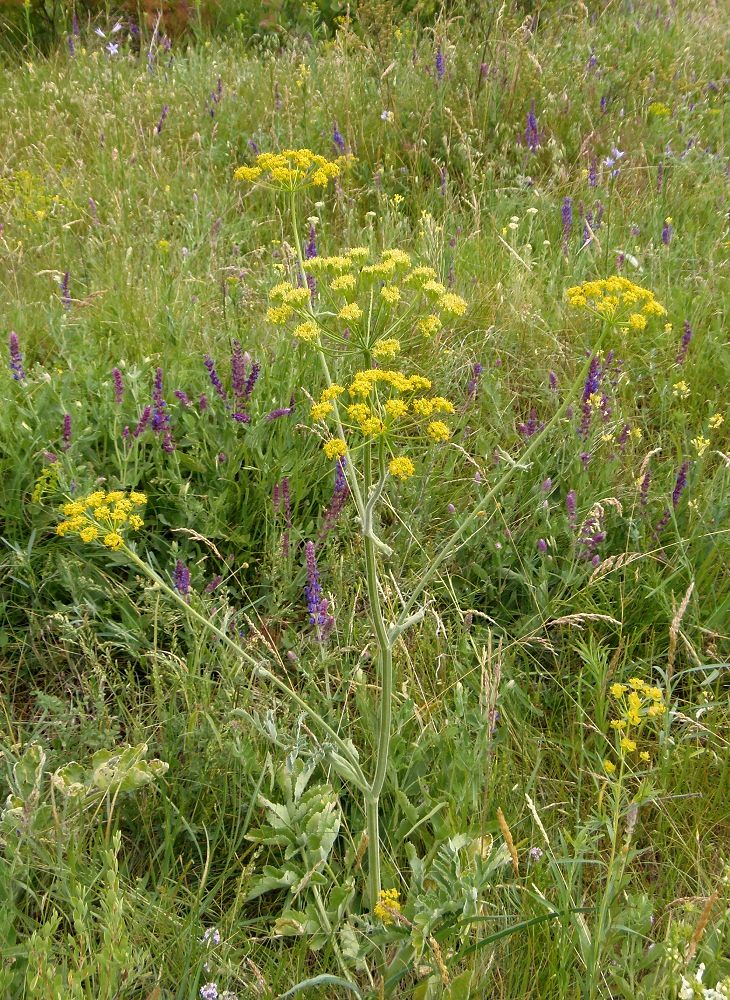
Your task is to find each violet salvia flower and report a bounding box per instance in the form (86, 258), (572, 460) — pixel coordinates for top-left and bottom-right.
(676, 320), (692, 363)
(537, 538), (548, 553)
(579, 355), (602, 439)
(304, 540), (334, 642)
(266, 401), (295, 421)
(61, 413), (72, 451)
(332, 121), (345, 153)
(561, 197), (573, 251)
(198, 393), (209, 411)
(173, 560), (191, 599)
(155, 104), (169, 134)
(174, 389), (191, 407)
(152, 367), (175, 452)
(204, 575), (222, 593)
(672, 461), (689, 508)
(582, 210), (594, 247)
(59, 271), (71, 309)
(204, 355), (228, 403)
(305, 223), (317, 260)
(9, 331), (25, 381)
(576, 511), (605, 564)
(112, 367), (124, 404)
(132, 405), (152, 438)
(466, 362), (483, 400)
(319, 458), (350, 542)
(244, 361), (260, 400)
(273, 477), (292, 558)
(199, 983), (218, 1000)
(661, 219), (673, 245)
(639, 470), (651, 507)
(566, 489), (577, 526)
(517, 409), (544, 438)
(230, 340), (246, 406)
(525, 100), (540, 151)
(67, 35), (75, 56)
(588, 157), (598, 187)
(248, 138), (260, 155)
(435, 46), (445, 81)
(549, 370), (558, 391)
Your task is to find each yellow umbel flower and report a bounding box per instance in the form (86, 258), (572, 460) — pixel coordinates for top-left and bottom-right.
(438, 292), (467, 317)
(427, 421), (450, 442)
(709, 413), (724, 429)
(282, 286), (310, 307)
(338, 302), (363, 322)
(103, 532), (124, 550)
(380, 285), (401, 304)
(374, 888), (402, 924)
(311, 401), (333, 421)
(672, 381), (690, 399)
(347, 403), (371, 424)
(384, 399), (408, 419)
(293, 321), (319, 342)
(372, 338), (401, 360)
(691, 435), (710, 456)
(266, 305), (294, 325)
(55, 490), (146, 548)
(323, 438), (348, 459)
(388, 457), (414, 480)
(330, 274), (356, 292)
(321, 384), (345, 401)
(418, 314), (441, 336)
(233, 148), (352, 192)
(566, 276), (666, 321)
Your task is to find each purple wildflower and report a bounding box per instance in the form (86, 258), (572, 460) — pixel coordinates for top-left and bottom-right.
(566, 490), (577, 526)
(582, 210), (594, 247)
(9, 331), (25, 381)
(332, 122), (345, 153)
(112, 367), (124, 404)
(155, 105), (169, 134)
(248, 138), (260, 155)
(174, 389), (191, 407)
(466, 362), (483, 400)
(576, 511), (605, 563)
(542, 478), (552, 491)
(517, 409), (545, 438)
(204, 355), (228, 403)
(132, 405), (152, 438)
(435, 46), (445, 81)
(548, 370), (558, 391)
(672, 462), (689, 507)
(173, 560), (191, 598)
(198, 393), (209, 411)
(152, 367), (175, 452)
(72, 11), (79, 34)
(204, 575), (223, 593)
(537, 538), (548, 553)
(305, 223), (317, 260)
(304, 541), (334, 642)
(639, 470), (651, 507)
(273, 477), (293, 558)
(603, 146), (625, 178)
(676, 320), (692, 364)
(59, 270), (71, 309)
(230, 340), (247, 407)
(600, 95), (609, 113)
(561, 197), (573, 250)
(661, 219), (673, 245)
(244, 361), (260, 401)
(217, 452), (226, 463)
(199, 983), (218, 1000)
(89, 197), (99, 224)
(529, 846), (544, 862)
(319, 458), (350, 542)
(588, 157), (598, 188)
(579, 355), (602, 438)
(67, 35), (75, 56)
(266, 400), (295, 420)
(61, 413), (72, 451)
(525, 100), (540, 151)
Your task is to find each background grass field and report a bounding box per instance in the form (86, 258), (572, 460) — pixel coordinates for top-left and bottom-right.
(1, 1), (728, 997)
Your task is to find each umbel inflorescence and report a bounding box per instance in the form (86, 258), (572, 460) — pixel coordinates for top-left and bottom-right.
(234, 148), (352, 191)
(56, 490), (146, 550)
(566, 276), (667, 330)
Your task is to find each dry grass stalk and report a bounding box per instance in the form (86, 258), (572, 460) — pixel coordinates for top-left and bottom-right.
(686, 887), (720, 961)
(668, 580), (695, 677)
(497, 806), (519, 876)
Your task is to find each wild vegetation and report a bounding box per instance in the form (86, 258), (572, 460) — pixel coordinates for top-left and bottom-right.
(0, 2), (728, 997)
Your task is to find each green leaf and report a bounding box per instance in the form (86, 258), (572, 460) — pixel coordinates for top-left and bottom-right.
(276, 975), (362, 998)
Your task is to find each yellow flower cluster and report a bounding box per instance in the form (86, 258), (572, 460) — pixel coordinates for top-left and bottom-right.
(263, 247), (467, 353)
(374, 888), (401, 925)
(605, 677), (666, 771)
(566, 276), (666, 324)
(233, 149), (352, 191)
(56, 490), (146, 550)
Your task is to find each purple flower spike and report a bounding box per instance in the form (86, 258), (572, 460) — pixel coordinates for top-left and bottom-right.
(305, 223), (317, 260)
(132, 405), (152, 438)
(661, 219), (673, 245)
(517, 409), (544, 439)
(60, 270), (71, 309)
(566, 489), (577, 526)
(525, 100), (540, 151)
(204, 575), (223, 593)
(319, 458), (350, 542)
(152, 367), (175, 452)
(230, 340), (246, 400)
(61, 413), (72, 451)
(639, 470), (651, 507)
(676, 320), (692, 364)
(672, 461), (689, 508)
(304, 541), (334, 642)
(112, 367), (124, 404)
(9, 331), (25, 381)
(332, 122), (345, 153)
(204, 355), (228, 403)
(244, 361), (260, 400)
(579, 355), (602, 439)
(466, 362), (483, 400)
(561, 197), (573, 251)
(155, 105), (169, 134)
(173, 560), (190, 599)
(435, 46), (445, 81)
(174, 389), (191, 407)
(548, 370), (558, 391)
